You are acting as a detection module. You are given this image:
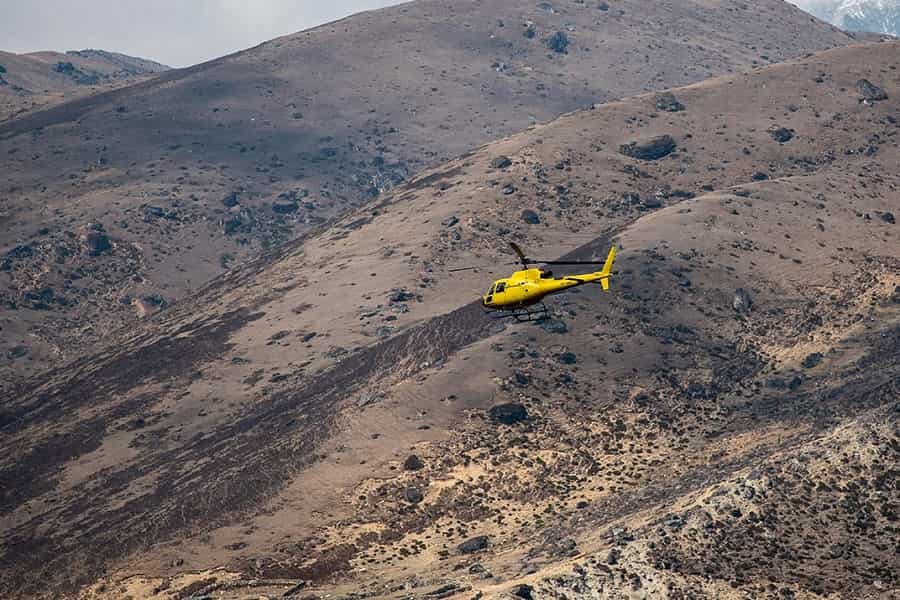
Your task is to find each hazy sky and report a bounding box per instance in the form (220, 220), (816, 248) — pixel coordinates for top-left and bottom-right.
(1, 1), (406, 68)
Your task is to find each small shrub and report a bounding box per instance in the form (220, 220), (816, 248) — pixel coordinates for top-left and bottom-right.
(55, 61), (76, 75)
(546, 31), (570, 54)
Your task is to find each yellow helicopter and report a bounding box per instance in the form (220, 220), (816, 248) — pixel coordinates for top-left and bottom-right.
(454, 242), (617, 322)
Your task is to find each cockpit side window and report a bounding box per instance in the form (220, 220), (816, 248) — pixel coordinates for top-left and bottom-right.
(487, 284), (495, 296)
(495, 282), (507, 293)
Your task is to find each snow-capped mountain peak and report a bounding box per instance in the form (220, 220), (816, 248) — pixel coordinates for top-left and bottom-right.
(792, 0), (900, 36)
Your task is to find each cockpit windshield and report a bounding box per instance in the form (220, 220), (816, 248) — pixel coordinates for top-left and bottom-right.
(486, 284), (495, 296)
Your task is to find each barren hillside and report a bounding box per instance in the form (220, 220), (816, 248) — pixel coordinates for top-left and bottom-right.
(1, 40), (897, 599)
(0, 49), (168, 121)
(0, 0), (858, 388)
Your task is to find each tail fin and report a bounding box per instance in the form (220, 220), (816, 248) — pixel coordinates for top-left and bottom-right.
(599, 246), (616, 291)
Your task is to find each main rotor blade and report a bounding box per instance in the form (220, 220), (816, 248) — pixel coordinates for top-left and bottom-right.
(508, 242), (606, 268)
(448, 265), (492, 272)
(449, 261), (517, 272)
(509, 242), (527, 261)
(536, 260), (606, 266)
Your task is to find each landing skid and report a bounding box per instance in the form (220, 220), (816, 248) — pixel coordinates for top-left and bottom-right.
(487, 303), (550, 323)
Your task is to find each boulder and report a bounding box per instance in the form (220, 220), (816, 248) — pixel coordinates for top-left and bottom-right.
(513, 371), (530, 387)
(457, 535), (489, 554)
(24, 288), (57, 310)
(538, 318), (568, 334)
(521, 209), (541, 225)
(403, 455), (424, 471)
(143, 294), (168, 308)
(622, 192), (640, 205)
(557, 351), (577, 365)
(619, 135), (677, 161)
(425, 584), (462, 598)
(857, 79), (887, 102)
(142, 205), (177, 221)
(222, 192), (240, 208)
(733, 288), (753, 312)
(802, 353), (823, 369)
(642, 197), (663, 210)
(282, 581), (309, 597)
(767, 375), (804, 390)
(83, 231), (111, 256)
(655, 92), (685, 112)
(6, 345), (28, 360)
(491, 156), (513, 169)
(6, 245), (33, 260)
(273, 189), (310, 214)
(489, 403), (529, 425)
(404, 487), (424, 503)
(512, 585), (535, 600)
(389, 288), (417, 303)
(272, 199), (299, 214)
(770, 127), (794, 143)
(880, 211), (895, 224)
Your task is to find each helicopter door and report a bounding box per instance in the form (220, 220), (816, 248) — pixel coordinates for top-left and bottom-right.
(495, 282), (507, 294)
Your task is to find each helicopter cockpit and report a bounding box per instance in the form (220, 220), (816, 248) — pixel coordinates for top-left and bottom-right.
(484, 281), (508, 306)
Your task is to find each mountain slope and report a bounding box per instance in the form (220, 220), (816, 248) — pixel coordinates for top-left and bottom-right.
(0, 49), (169, 121)
(0, 0), (858, 389)
(1, 40), (898, 599)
